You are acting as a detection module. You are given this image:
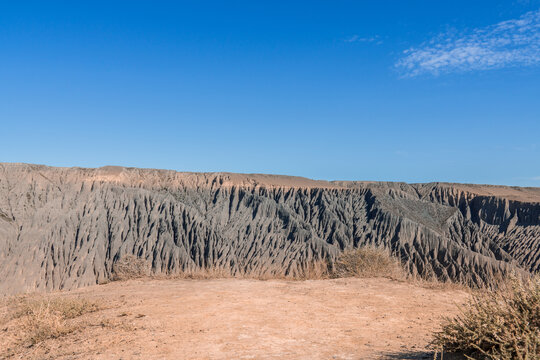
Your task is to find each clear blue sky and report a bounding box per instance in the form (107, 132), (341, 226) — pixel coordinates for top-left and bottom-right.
(1, 1), (539, 186)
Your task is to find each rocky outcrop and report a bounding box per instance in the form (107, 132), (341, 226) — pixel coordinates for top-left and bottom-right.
(1, 163), (539, 294)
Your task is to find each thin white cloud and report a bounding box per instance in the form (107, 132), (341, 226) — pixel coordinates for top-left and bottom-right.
(396, 9), (540, 76)
(344, 35), (382, 44)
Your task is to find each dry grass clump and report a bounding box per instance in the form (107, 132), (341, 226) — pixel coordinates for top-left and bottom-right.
(159, 260), (330, 281)
(165, 266), (235, 280)
(110, 248), (408, 283)
(332, 246), (405, 280)
(432, 275), (540, 360)
(295, 259), (330, 280)
(9, 296), (102, 347)
(150, 251), (412, 282)
(112, 255), (151, 281)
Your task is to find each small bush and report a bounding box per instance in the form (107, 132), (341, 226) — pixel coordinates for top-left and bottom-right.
(170, 266), (234, 280)
(332, 246), (405, 279)
(432, 276), (540, 360)
(112, 255), (151, 281)
(296, 259), (330, 280)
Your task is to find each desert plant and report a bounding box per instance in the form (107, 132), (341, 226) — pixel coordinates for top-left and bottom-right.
(332, 246), (405, 280)
(15, 297), (100, 320)
(295, 259), (330, 280)
(12, 297), (101, 346)
(432, 275), (540, 360)
(112, 254), (151, 281)
(170, 266), (235, 280)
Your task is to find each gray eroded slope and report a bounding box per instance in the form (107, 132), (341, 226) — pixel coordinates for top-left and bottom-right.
(1, 163), (539, 294)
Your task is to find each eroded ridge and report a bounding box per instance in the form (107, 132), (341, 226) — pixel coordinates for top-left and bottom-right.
(1, 163), (539, 294)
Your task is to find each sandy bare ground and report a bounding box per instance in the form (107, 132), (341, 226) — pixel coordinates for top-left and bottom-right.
(1, 278), (469, 360)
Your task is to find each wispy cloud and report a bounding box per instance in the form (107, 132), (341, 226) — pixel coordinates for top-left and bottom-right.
(396, 9), (540, 76)
(344, 35), (383, 45)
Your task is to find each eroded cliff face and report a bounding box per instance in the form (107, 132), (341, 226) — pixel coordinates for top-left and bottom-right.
(1, 163), (539, 294)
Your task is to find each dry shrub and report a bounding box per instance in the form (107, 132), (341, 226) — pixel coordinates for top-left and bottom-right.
(149, 259), (330, 281)
(168, 266), (234, 280)
(332, 246), (405, 280)
(11, 297), (101, 346)
(112, 255), (151, 281)
(161, 249), (400, 281)
(295, 259), (330, 280)
(110, 250), (407, 283)
(432, 275), (540, 360)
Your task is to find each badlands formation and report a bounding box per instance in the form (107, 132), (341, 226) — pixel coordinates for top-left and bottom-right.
(0, 162), (539, 295)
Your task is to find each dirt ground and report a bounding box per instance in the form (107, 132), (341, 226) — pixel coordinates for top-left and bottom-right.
(1, 278), (469, 360)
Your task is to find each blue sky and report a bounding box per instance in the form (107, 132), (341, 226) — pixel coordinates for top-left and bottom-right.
(1, 1), (539, 186)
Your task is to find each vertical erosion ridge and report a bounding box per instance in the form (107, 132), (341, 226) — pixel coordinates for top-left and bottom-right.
(0, 163), (539, 294)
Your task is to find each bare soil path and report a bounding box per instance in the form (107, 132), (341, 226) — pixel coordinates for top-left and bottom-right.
(1, 278), (469, 359)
